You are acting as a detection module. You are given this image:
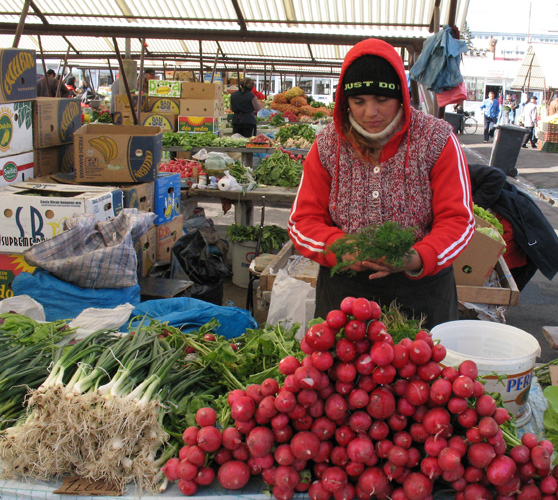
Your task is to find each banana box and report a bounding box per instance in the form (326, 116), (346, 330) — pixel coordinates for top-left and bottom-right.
(181, 82), (223, 100)
(119, 182), (154, 212)
(156, 214), (183, 262)
(146, 97), (180, 114)
(33, 98), (81, 149)
(33, 145), (74, 177)
(74, 124), (163, 183)
(135, 225), (156, 278)
(178, 116), (220, 134)
(0, 182), (123, 253)
(0, 101), (33, 159)
(112, 94), (143, 114)
(0, 152), (34, 187)
(148, 80), (181, 98)
(0, 49), (37, 104)
(153, 173), (181, 226)
(139, 112), (178, 131)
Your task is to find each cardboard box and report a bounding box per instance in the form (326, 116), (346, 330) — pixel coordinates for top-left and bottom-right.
(139, 112), (178, 131)
(174, 71), (197, 82)
(179, 98), (224, 117)
(0, 152), (34, 186)
(156, 214), (183, 262)
(453, 215), (507, 286)
(135, 225), (156, 278)
(33, 98), (82, 148)
(74, 124), (163, 183)
(178, 116), (220, 134)
(181, 82), (223, 100)
(153, 173), (181, 225)
(112, 94), (143, 114)
(148, 80), (181, 98)
(260, 240), (319, 291)
(456, 256), (519, 306)
(120, 182), (154, 212)
(33, 145), (74, 177)
(0, 182), (123, 253)
(0, 253), (36, 299)
(0, 101), (33, 158)
(0, 49), (37, 104)
(147, 97), (180, 113)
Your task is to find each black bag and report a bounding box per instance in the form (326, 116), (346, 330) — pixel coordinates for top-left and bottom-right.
(170, 229), (232, 305)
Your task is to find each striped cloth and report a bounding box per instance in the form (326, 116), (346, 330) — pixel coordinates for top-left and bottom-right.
(23, 209), (156, 289)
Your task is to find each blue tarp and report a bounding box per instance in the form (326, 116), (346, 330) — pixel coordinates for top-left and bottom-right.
(409, 25), (469, 93)
(12, 270), (141, 321)
(129, 297), (257, 339)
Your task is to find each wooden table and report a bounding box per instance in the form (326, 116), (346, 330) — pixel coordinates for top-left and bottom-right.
(183, 185), (298, 226)
(164, 147), (309, 168)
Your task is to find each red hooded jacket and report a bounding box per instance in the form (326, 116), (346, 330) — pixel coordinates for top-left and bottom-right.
(288, 38), (474, 278)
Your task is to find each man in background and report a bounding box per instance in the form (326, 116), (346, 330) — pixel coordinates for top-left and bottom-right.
(480, 91), (499, 143)
(522, 95), (539, 149)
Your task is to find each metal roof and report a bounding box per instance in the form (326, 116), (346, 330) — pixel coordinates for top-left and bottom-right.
(1, 0), (470, 75)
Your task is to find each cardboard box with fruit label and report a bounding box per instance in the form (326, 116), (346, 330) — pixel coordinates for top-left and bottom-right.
(148, 80), (181, 98)
(0, 253), (36, 299)
(0, 182), (123, 253)
(146, 97), (180, 114)
(0, 101), (33, 159)
(178, 116), (220, 134)
(135, 225), (156, 278)
(33, 98), (82, 149)
(33, 145), (74, 177)
(156, 214), (183, 262)
(0, 49), (37, 104)
(153, 173), (181, 225)
(0, 152), (34, 187)
(74, 124), (162, 183)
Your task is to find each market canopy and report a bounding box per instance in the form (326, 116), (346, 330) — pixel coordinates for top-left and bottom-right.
(510, 44), (558, 92)
(0, 0), (470, 76)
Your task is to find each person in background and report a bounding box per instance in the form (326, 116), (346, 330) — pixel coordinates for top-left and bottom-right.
(65, 76), (77, 97)
(230, 78), (263, 138)
(500, 93), (517, 125)
(522, 95), (539, 149)
(468, 163), (558, 290)
(549, 94), (558, 116)
(37, 69), (57, 97)
(288, 38), (474, 329)
(480, 91), (499, 143)
(141, 68), (156, 95)
(453, 101), (465, 134)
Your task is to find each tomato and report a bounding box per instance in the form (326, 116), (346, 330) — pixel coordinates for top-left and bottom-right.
(203, 333), (216, 342)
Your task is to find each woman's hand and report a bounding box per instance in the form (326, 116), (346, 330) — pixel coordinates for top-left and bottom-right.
(359, 250), (423, 280)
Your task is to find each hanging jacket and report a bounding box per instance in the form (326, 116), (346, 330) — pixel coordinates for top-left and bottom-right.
(288, 38), (474, 278)
(469, 163), (558, 280)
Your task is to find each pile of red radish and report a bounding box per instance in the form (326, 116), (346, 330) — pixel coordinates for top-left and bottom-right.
(161, 296), (557, 500)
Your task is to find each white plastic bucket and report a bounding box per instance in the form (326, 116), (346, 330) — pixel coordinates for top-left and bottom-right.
(431, 320), (541, 425)
(231, 240), (257, 288)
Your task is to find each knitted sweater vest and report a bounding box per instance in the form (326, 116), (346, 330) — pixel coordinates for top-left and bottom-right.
(316, 108), (453, 240)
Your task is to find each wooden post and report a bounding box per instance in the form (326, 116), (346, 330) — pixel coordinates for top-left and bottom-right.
(12, 0), (30, 48)
(113, 37), (138, 125)
(37, 35), (51, 97)
(56, 45), (71, 98)
(137, 38), (147, 124)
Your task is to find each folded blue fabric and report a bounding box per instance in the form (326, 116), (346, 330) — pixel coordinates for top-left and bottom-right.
(12, 270), (141, 322)
(130, 297), (257, 339)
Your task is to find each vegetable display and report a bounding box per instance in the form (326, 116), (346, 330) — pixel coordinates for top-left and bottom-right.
(473, 204), (504, 236)
(253, 150), (303, 187)
(226, 223), (289, 254)
(158, 297), (558, 500)
(326, 222), (417, 275)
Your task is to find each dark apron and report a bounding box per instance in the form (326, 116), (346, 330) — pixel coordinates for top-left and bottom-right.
(315, 265), (458, 330)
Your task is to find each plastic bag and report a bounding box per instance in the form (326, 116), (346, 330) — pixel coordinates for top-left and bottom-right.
(68, 303), (136, 339)
(436, 81), (467, 107)
(266, 268), (316, 339)
(218, 170), (257, 192)
(0, 295), (45, 321)
(170, 229), (232, 305)
(192, 149), (235, 164)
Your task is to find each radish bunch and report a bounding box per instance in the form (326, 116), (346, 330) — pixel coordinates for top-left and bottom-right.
(163, 297), (557, 499)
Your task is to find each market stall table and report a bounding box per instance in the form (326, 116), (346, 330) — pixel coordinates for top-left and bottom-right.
(182, 185), (298, 226)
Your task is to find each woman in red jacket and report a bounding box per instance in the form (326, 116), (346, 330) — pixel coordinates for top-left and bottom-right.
(288, 38), (475, 328)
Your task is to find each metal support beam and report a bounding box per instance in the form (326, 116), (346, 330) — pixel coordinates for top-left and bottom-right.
(113, 37), (138, 125)
(199, 40), (204, 82)
(230, 0), (247, 31)
(12, 0), (31, 48)
(37, 35), (51, 96)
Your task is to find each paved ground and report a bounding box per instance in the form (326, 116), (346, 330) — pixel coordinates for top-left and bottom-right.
(202, 126), (558, 363)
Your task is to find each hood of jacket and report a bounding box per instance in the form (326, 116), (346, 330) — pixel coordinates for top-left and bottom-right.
(334, 38), (411, 149)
